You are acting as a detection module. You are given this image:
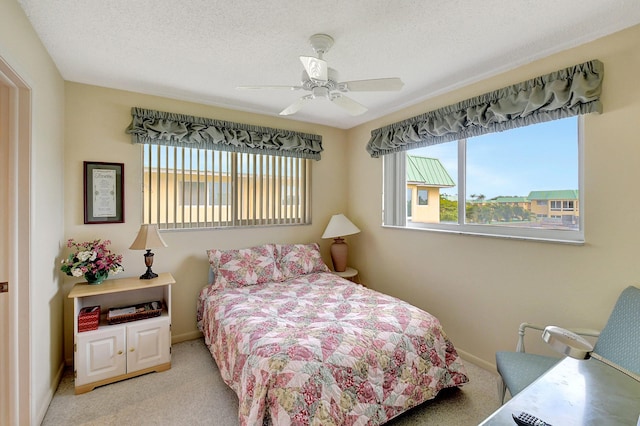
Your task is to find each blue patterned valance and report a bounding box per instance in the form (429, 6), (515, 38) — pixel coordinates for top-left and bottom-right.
(366, 59), (604, 158)
(126, 107), (323, 160)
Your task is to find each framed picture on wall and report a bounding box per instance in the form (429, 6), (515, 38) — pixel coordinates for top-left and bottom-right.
(83, 161), (124, 224)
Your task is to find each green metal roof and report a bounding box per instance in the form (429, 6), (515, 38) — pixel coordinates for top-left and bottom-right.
(489, 196), (529, 203)
(406, 155), (455, 187)
(528, 190), (579, 200)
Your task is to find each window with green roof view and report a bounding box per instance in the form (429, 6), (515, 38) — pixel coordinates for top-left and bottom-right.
(385, 116), (582, 243)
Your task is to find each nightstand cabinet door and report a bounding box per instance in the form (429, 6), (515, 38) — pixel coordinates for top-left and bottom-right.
(76, 327), (126, 386)
(126, 317), (170, 373)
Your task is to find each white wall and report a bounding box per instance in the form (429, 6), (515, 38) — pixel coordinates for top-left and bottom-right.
(346, 24), (640, 368)
(62, 82), (350, 361)
(0, 0), (66, 423)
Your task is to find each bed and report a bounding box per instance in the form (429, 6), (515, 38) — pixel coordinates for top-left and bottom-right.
(197, 243), (468, 425)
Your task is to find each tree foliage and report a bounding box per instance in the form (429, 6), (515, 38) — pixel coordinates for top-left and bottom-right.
(440, 193), (537, 224)
(439, 195), (458, 222)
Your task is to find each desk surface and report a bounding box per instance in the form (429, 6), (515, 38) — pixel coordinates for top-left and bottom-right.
(480, 357), (640, 425)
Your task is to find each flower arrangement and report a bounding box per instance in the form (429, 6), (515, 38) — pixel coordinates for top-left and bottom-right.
(60, 239), (123, 283)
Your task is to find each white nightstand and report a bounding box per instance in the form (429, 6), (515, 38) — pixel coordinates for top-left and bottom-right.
(333, 267), (363, 286)
(68, 272), (175, 394)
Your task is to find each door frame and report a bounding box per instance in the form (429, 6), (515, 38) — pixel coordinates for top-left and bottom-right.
(0, 55), (32, 426)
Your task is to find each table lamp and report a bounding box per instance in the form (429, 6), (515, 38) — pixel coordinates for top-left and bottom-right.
(129, 224), (167, 279)
(321, 213), (360, 272)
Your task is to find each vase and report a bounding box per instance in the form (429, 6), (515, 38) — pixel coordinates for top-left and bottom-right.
(84, 270), (108, 285)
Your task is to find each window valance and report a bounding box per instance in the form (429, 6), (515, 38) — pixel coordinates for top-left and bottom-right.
(126, 107), (323, 160)
(366, 59), (604, 158)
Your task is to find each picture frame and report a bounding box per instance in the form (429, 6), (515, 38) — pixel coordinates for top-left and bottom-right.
(83, 161), (124, 224)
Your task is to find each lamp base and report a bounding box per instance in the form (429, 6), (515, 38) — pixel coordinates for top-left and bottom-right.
(139, 268), (158, 280)
(140, 249), (158, 280)
(330, 237), (348, 272)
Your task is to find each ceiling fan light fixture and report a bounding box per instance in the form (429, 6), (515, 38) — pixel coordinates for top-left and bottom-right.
(312, 86), (330, 99)
(239, 33), (403, 117)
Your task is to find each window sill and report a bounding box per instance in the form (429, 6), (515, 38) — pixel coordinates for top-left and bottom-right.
(382, 224), (585, 245)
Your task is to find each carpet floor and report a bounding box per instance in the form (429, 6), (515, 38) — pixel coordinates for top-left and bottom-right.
(42, 338), (501, 425)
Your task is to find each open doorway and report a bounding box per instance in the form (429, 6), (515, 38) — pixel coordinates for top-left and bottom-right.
(0, 55), (32, 425)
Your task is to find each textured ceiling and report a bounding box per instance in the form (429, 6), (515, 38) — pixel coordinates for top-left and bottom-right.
(17, 0), (640, 129)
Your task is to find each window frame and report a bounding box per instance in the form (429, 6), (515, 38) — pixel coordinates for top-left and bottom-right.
(141, 145), (312, 230)
(382, 117), (585, 244)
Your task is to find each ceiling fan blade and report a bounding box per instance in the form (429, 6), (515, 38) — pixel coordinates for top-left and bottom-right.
(279, 95), (312, 116)
(237, 85), (302, 91)
(330, 94), (368, 116)
(339, 78), (404, 92)
(300, 56), (328, 82)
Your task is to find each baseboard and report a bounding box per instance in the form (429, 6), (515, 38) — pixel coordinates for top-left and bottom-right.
(456, 348), (497, 373)
(36, 361), (65, 424)
(172, 330), (202, 344)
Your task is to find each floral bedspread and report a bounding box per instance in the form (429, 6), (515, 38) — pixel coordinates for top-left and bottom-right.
(198, 272), (468, 425)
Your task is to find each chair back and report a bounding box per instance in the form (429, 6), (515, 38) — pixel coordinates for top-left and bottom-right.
(592, 286), (640, 375)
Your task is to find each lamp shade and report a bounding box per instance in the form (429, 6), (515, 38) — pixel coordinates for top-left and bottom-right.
(321, 214), (361, 239)
(129, 224), (168, 250)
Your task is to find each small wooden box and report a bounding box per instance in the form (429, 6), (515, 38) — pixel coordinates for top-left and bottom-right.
(78, 306), (100, 332)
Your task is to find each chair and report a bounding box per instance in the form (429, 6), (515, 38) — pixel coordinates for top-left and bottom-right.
(495, 285), (640, 403)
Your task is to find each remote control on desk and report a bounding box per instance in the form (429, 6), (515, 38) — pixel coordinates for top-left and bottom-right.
(512, 412), (552, 426)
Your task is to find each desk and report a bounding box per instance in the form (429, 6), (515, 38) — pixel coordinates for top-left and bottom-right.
(480, 357), (640, 425)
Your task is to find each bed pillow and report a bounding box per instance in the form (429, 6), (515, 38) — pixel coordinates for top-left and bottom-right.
(275, 243), (330, 279)
(207, 244), (282, 289)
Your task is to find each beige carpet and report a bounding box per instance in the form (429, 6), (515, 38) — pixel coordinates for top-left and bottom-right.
(42, 338), (501, 425)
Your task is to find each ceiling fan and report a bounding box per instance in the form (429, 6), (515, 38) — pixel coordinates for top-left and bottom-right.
(237, 33), (404, 116)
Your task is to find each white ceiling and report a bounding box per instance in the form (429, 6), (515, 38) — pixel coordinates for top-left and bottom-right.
(17, 0), (640, 129)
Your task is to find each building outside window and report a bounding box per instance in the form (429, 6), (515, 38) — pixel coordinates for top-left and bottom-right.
(406, 154), (454, 224)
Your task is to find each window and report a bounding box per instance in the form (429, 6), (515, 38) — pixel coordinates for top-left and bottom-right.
(281, 184), (298, 205)
(551, 200), (576, 211)
(417, 189), (428, 205)
(179, 181), (207, 206)
(384, 116), (583, 242)
(210, 181), (231, 206)
(142, 145), (310, 229)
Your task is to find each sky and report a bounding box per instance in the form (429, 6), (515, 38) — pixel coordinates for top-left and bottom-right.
(409, 116), (579, 199)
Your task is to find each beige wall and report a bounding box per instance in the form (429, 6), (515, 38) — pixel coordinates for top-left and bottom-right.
(0, 0), (66, 423)
(62, 83), (350, 362)
(346, 24), (640, 369)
